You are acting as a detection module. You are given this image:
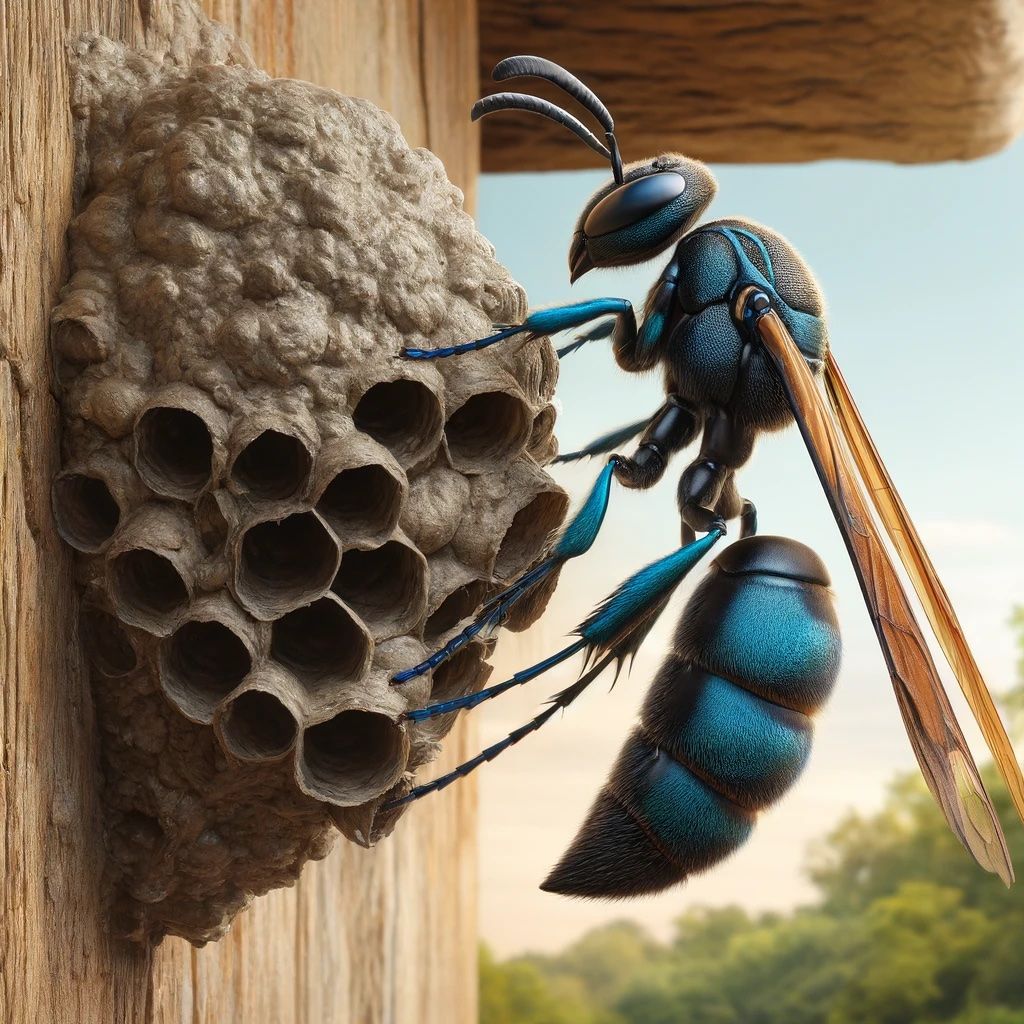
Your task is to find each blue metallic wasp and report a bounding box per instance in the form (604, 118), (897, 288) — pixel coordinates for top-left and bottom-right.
(385, 55), (1024, 896)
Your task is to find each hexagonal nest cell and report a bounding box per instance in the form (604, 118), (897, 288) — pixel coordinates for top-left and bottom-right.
(52, 28), (567, 945)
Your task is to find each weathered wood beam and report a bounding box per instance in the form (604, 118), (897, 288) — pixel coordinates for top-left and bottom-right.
(1, 1), (479, 1021)
(479, 0), (1024, 170)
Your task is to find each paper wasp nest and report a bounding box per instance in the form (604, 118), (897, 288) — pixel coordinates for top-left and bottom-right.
(51, 30), (566, 944)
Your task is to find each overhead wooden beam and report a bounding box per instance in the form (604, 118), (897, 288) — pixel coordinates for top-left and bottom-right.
(478, 0), (1024, 170)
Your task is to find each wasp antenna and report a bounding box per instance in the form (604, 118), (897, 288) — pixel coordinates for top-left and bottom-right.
(491, 55), (615, 133)
(606, 132), (624, 184)
(471, 93), (611, 159)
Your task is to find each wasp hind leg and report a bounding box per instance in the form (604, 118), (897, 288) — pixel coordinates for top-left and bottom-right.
(716, 472), (758, 539)
(391, 459), (619, 684)
(389, 528), (724, 809)
(385, 652), (618, 809)
(740, 498), (758, 538)
(404, 528), (722, 725)
(401, 298), (635, 360)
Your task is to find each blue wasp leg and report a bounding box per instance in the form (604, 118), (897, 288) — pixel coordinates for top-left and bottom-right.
(740, 500), (758, 538)
(404, 526), (724, 722)
(555, 392), (699, 471)
(390, 460), (618, 685)
(553, 415), (653, 465)
(404, 638), (587, 722)
(401, 298), (633, 360)
(576, 526), (724, 668)
(557, 318), (615, 358)
(613, 247), (682, 372)
(611, 395), (701, 491)
(557, 249), (682, 367)
(384, 652), (618, 810)
(386, 528), (725, 809)
(713, 471), (759, 540)
(679, 407), (757, 540)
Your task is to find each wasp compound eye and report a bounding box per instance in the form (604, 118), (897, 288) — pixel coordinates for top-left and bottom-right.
(583, 172), (686, 238)
(570, 159), (716, 279)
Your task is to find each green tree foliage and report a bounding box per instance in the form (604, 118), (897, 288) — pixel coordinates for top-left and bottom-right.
(480, 614), (1024, 1023)
(480, 943), (601, 1024)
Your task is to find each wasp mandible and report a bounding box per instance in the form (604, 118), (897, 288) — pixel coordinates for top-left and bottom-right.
(386, 55), (1023, 896)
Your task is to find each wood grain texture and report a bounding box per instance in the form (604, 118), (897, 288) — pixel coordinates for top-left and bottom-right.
(1, 1), (478, 1021)
(478, 0), (1024, 171)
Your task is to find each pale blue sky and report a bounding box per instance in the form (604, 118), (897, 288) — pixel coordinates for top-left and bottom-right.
(470, 143), (1024, 955)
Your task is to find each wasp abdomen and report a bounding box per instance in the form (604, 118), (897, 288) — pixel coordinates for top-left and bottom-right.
(542, 536), (841, 899)
(642, 661), (815, 811)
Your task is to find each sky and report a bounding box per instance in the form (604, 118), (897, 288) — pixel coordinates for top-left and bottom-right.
(469, 141), (1024, 956)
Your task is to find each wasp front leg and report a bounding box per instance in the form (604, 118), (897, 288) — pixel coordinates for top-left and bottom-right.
(402, 248), (681, 364)
(567, 248), (682, 372)
(401, 298), (635, 361)
(614, 248), (681, 372)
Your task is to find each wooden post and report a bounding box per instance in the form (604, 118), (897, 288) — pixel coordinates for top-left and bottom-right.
(0, 2), (478, 1020)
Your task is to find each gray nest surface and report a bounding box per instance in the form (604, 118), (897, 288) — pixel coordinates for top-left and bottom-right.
(51, 34), (566, 944)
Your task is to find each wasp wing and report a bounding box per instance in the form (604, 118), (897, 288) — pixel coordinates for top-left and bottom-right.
(823, 349), (1024, 828)
(755, 307), (1013, 884)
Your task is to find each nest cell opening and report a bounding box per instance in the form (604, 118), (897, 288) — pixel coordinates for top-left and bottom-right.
(81, 606), (137, 676)
(111, 548), (189, 626)
(271, 594), (371, 684)
(135, 406), (214, 498)
(353, 379), (442, 466)
(52, 472), (121, 552)
(317, 463), (403, 536)
(425, 579), (489, 637)
(332, 540), (425, 631)
(302, 709), (406, 805)
(444, 391), (531, 467)
(162, 619), (253, 721)
(220, 690), (298, 761)
(237, 512), (340, 619)
(494, 490), (567, 580)
(231, 429), (313, 501)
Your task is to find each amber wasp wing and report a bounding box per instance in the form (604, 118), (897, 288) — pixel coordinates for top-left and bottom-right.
(823, 350), (1024, 823)
(741, 286), (1020, 884)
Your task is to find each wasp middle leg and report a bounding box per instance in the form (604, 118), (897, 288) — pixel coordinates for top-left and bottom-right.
(611, 394), (700, 490)
(393, 395), (697, 684)
(678, 408), (757, 544)
(391, 458), (619, 683)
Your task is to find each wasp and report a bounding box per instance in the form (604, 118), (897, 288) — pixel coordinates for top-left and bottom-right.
(385, 55), (1023, 896)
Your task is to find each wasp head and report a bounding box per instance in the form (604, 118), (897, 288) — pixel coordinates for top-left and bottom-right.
(471, 57), (717, 284)
(568, 155), (717, 282)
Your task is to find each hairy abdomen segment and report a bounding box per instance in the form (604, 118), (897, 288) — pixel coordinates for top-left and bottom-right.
(542, 535), (841, 898)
